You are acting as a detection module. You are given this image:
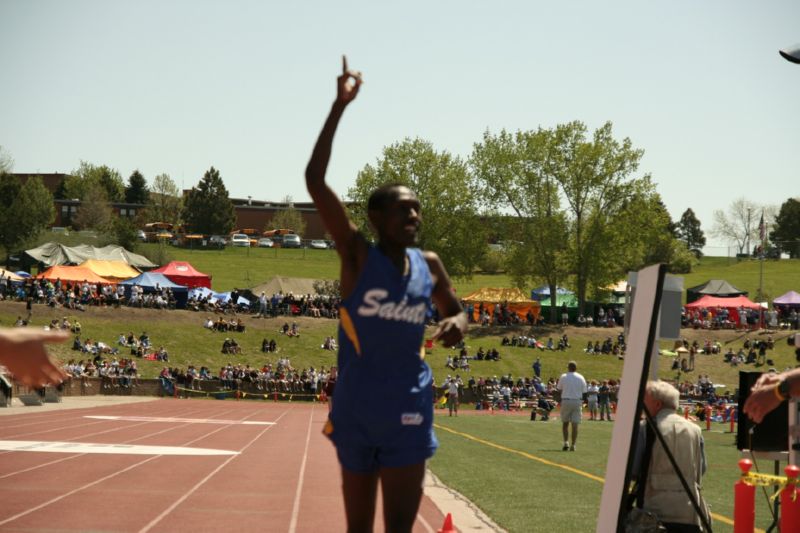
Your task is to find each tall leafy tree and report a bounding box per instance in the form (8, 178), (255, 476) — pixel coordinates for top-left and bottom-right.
(770, 198), (800, 258)
(73, 183), (112, 230)
(676, 208), (706, 253)
(347, 138), (485, 278)
(471, 128), (570, 322)
(549, 121), (652, 312)
(64, 161), (125, 202)
(125, 170), (149, 204)
(181, 166), (236, 235)
(268, 196), (307, 237)
(148, 173), (183, 225)
(0, 174), (55, 256)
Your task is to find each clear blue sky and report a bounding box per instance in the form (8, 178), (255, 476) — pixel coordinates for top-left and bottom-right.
(1, 0), (798, 251)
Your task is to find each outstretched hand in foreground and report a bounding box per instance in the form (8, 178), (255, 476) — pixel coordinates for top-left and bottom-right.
(0, 328), (69, 387)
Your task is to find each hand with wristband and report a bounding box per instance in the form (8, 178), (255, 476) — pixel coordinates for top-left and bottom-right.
(743, 370), (797, 423)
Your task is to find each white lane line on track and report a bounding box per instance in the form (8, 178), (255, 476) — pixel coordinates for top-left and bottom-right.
(138, 409), (289, 533)
(0, 404), (204, 439)
(0, 407), (211, 457)
(288, 405), (315, 533)
(0, 441), (238, 455)
(0, 407), (271, 528)
(417, 512), (435, 533)
(0, 408), (233, 479)
(85, 415), (276, 425)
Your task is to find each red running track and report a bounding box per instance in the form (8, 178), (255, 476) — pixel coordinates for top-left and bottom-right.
(0, 399), (447, 532)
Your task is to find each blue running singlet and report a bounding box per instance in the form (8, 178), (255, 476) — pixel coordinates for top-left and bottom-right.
(325, 245), (438, 472)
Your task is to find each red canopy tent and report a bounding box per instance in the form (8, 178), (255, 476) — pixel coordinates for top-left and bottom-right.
(685, 294), (761, 326)
(151, 261), (211, 289)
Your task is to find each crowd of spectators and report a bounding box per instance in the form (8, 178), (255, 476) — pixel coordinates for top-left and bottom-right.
(681, 305), (800, 331)
(253, 291), (340, 320)
(157, 359), (334, 396)
(204, 316), (246, 332)
(63, 357), (140, 389)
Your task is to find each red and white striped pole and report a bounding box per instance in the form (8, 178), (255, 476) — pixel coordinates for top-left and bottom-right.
(734, 459), (755, 533)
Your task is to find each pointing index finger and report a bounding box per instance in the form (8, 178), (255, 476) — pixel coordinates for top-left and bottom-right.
(342, 55), (348, 75)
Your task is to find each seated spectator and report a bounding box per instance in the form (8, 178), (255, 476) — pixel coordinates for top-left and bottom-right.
(204, 317), (214, 329)
(585, 341), (594, 354)
(157, 346), (169, 362)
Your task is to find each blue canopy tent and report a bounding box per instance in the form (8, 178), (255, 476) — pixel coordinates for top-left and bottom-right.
(531, 286), (574, 301)
(215, 292), (251, 307)
(119, 272), (189, 308)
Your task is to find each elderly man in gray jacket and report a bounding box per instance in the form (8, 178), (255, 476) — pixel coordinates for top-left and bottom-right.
(635, 380), (711, 533)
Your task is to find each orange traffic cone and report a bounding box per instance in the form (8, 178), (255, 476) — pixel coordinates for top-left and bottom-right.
(438, 512), (456, 533)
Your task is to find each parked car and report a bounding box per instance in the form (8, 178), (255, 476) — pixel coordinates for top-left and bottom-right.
(257, 237), (274, 248)
(136, 230), (147, 241)
(282, 234), (302, 248)
(309, 239), (328, 249)
(209, 235), (227, 248)
(230, 234), (251, 247)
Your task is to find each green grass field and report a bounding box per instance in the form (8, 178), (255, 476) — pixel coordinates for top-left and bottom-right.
(131, 243), (800, 303)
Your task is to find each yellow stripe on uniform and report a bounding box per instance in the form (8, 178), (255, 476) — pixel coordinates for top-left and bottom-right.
(434, 424), (744, 530)
(339, 308), (362, 356)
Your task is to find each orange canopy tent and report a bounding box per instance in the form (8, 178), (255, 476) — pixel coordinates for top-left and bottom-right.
(462, 287), (540, 322)
(79, 259), (140, 282)
(36, 265), (113, 285)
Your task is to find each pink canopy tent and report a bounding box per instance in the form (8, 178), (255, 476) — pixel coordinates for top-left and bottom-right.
(151, 261), (211, 289)
(685, 294), (761, 326)
(685, 295), (760, 310)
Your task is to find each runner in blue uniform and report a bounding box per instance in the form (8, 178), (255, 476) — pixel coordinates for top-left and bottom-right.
(306, 57), (468, 533)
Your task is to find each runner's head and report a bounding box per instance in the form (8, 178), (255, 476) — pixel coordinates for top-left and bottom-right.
(368, 184), (421, 247)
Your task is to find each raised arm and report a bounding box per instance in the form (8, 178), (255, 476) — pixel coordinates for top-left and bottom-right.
(305, 56), (363, 254)
(425, 251), (468, 347)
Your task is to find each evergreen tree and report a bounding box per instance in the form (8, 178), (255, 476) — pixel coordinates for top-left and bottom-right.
(770, 198), (800, 258)
(677, 208), (706, 252)
(181, 167), (236, 235)
(125, 170), (149, 204)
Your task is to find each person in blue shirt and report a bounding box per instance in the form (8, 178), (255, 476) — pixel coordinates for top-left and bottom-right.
(306, 56), (468, 533)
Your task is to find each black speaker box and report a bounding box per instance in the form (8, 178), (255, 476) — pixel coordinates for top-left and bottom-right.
(737, 372), (789, 451)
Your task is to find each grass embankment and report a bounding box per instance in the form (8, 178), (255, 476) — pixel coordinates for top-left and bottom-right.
(0, 301), (795, 391)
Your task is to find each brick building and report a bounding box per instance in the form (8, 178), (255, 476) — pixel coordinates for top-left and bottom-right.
(11, 173), (331, 239)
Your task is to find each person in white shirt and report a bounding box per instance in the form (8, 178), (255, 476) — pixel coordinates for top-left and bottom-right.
(557, 361), (587, 451)
(445, 377), (460, 416)
(586, 380), (599, 420)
